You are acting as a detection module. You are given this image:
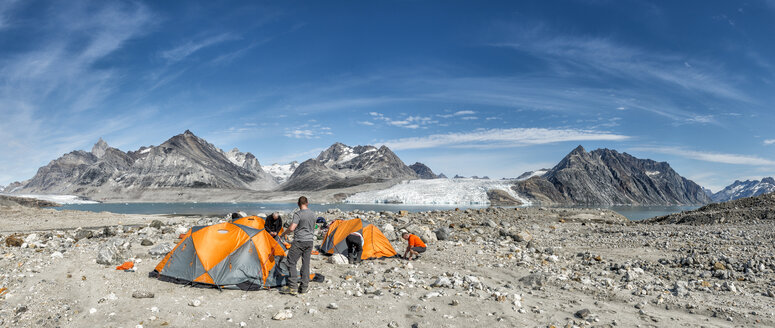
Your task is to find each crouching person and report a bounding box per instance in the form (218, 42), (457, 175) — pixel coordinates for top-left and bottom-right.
(402, 232), (426, 261)
(345, 231), (364, 264)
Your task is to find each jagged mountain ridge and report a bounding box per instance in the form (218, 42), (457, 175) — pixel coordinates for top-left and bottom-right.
(712, 177), (775, 202)
(515, 146), (710, 205)
(17, 130), (278, 196)
(281, 142), (419, 191)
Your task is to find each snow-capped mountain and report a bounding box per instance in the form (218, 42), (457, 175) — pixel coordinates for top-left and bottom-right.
(515, 146), (710, 205)
(281, 142), (418, 191)
(0, 185), (4, 193)
(712, 177), (775, 202)
(262, 161), (299, 184)
(15, 130), (278, 197)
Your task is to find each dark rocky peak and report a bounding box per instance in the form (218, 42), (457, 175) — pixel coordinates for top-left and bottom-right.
(409, 162), (437, 179)
(762, 177), (775, 184)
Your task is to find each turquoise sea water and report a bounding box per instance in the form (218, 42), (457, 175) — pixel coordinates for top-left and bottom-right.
(53, 202), (700, 221)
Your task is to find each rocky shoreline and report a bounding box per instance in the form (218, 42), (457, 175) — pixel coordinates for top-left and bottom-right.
(0, 204), (773, 327)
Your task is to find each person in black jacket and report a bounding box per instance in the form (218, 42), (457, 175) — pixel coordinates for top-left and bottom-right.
(265, 212), (282, 238)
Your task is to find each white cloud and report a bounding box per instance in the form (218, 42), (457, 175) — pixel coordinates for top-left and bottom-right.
(633, 147), (775, 166)
(357, 121), (375, 126)
(368, 112), (438, 129)
(460, 116), (478, 120)
(161, 33), (239, 62)
(381, 128), (630, 150)
(283, 124), (333, 139)
(764, 139), (775, 145)
(438, 110), (476, 118)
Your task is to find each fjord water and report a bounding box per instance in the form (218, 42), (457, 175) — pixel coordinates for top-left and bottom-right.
(54, 202), (699, 221)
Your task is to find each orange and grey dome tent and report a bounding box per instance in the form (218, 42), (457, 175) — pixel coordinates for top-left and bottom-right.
(232, 216), (285, 235)
(320, 218), (397, 260)
(149, 221), (290, 290)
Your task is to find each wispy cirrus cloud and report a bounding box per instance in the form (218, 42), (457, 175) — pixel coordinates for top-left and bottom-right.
(160, 33), (240, 62)
(764, 139), (775, 145)
(284, 124), (333, 139)
(381, 128), (630, 150)
(632, 146), (775, 166)
(368, 112), (438, 129)
(438, 110), (476, 118)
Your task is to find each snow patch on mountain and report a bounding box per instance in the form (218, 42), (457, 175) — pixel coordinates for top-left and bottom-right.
(345, 178), (530, 205)
(262, 162), (299, 184)
(712, 177), (775, 202)
(517, 170), (548, 181)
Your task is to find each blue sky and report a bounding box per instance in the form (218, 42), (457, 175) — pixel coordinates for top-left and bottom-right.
(1, 0), (775, 191)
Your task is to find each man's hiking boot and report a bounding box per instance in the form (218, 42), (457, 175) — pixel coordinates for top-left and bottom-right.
(298, 286), (308, 294)
(279, 286), (298, 295)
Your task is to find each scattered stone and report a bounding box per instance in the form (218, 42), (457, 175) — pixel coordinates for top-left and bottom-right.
(96, 237), (131, 265)
(188, 299), (202, 307)
(327, 303), (339, 309)
(272, 309), (293, 320)
(575, 308), (591, 319)
(328, 254), (348, 265)
(74, 230), (93, 241)
(149, 243), (174, 256)
(132, 291), (155, 299)
(150, 220), (164, 229)
(141, 239), (154, 246)
(5, 235), (23, 247)
(50, 251), (64, 259)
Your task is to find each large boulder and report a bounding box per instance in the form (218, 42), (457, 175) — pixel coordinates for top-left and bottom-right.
(405, 224), (437, 244)
(96, 237), (131, 265)
(149, 243), (174, 256)
(328, 254), (348, 265)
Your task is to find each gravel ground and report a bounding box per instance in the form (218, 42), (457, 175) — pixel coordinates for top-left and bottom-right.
(0, 205), (773, 327)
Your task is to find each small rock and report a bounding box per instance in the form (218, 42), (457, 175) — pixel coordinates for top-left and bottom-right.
(5, 235), (23, 247)
(89, 308), (97, 314)
(132, 291), (155, 299)
(272, 309), (293, 320)
(327, 303), (339, 309)
(149, 220), (164, 229)
(75, 230), (94, 241)
(140, 239), (154, 246)
(713, 262), (726, 271)
(514, 230), (532, 242)
(434, 228), (450, 241)
(388, 321), (399, 328)
(188, 299), (202, 307)
(149, 243), (173, 256)
(575, 308), (591, 319)
(328, 254), (348, 265)
(51, 251), (64, 259)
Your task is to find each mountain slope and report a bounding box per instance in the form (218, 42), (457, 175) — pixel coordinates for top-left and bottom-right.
(645, 191), (775, 225)
(712, 178), (775, 202)
(409, 162), (438, 179)
(515, 146), (710, 205)
(16, 130), (277, 196)
(281, 143), (418, 191)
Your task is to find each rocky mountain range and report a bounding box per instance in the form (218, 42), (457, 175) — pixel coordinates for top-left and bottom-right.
(280, 142), (419, 191)
(514, 146), (710, 205)
(711, 177), (775, 202)
(15, 131), (278, 197)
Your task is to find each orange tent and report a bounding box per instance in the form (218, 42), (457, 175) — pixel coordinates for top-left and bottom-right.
(232, 216), (285, 235)
(320, 218), (397, 260)
(149, 221), (289, 289)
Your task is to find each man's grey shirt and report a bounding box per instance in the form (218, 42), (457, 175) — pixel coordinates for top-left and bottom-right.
(291, 209), (316, 242)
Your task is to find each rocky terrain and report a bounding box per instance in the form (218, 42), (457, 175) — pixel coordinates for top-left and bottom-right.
(711, 177), (775, 202)
(645, 191), (775, 225)
(281, 143), (419, 191)
(0, 195), (60, 208)
(1, 204), (773, 327)
(515, 146), (710, 206)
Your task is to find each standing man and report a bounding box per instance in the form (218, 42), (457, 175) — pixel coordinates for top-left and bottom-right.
(345, 231), (364, 264)
(279, 196), (316, 295)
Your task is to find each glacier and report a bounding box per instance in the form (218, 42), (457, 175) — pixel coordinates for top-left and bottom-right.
(345, 178), (531, 205)
(11, 194), (99, 204)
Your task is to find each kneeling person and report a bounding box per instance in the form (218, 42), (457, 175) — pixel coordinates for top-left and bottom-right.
(402, 232), (426, 260)
(345, 231), (364, 264)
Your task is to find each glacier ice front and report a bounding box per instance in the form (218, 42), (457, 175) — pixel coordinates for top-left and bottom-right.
(345, 178), (530, 205)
